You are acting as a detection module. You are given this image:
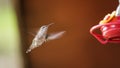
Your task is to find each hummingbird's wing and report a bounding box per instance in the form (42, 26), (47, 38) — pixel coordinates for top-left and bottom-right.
(47, 31), (66, 41)
(28, 32), (36, 36)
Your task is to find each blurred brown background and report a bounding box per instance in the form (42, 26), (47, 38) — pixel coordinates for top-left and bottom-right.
(18, 0), (120, 68)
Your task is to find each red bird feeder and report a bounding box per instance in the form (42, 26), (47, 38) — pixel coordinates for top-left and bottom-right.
(90, 0), (120, 44)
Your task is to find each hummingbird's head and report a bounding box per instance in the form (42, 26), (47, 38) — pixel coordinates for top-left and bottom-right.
(40, 23), (54, 32)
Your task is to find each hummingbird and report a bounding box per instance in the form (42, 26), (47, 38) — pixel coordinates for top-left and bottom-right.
(26, 23), (66, 53)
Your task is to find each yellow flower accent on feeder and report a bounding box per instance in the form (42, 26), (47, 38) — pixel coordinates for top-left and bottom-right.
(99, 11), (116, 24)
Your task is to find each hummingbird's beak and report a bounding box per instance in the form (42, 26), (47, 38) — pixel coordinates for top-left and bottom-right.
(47, 23), (54, 27)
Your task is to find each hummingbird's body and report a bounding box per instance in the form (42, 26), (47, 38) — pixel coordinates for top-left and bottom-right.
(26, 23), (65, 53)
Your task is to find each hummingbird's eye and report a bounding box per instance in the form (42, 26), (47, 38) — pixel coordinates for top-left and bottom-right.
(42, 26), (46, 28)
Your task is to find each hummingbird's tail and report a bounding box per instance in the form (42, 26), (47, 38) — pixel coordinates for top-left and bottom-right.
(26, 49), (31, 53)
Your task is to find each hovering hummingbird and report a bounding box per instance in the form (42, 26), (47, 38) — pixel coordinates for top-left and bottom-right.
(26, 23), (66, 53)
